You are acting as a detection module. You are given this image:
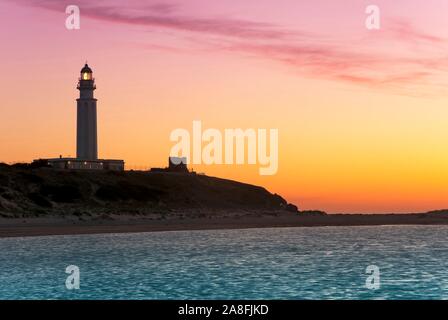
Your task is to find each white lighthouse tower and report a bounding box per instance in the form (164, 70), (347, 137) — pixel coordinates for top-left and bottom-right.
(76, 64), (98, 160)
(33, 63), (124, 171)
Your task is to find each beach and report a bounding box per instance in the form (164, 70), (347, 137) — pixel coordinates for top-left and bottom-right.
(1, 211), (447, 238)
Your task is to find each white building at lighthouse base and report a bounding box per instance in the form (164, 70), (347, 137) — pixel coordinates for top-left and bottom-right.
(33, 157), (124, 171)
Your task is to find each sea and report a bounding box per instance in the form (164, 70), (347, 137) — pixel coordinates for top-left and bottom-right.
(0, 225), (447, 300)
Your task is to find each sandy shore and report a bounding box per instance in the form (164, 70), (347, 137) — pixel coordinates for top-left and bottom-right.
(0, 212), (447, 238)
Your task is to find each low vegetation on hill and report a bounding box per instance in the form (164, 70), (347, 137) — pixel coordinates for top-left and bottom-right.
(0, 164), (298, 218)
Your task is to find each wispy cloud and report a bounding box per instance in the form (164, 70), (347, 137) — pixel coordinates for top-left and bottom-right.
(386, 19), (444, 45)
(215, 23), (448, 95)
(15, 0), (448, 95)
(20, 0), (299, 40)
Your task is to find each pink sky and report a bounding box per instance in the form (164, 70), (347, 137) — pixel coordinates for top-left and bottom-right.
(1, 0), (448, 213)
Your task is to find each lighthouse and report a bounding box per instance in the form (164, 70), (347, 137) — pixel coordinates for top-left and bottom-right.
(76, 64), (98, 160)
(33, 63), (124, 171)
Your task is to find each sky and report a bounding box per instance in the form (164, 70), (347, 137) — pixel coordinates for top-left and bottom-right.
(1, 0), (448, 213)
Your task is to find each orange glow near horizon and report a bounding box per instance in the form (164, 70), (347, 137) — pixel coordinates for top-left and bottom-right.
(1, 0), (448, 213)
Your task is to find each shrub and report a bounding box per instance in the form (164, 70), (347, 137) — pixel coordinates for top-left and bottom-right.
(27, 193), (52, 208)
(40, 185), (82, 203)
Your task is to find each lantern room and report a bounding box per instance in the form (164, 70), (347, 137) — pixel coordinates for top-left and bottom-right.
(80, 63), (93, 80)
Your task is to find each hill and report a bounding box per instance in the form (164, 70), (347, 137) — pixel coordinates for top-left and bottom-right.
(0, 164), (298, 218)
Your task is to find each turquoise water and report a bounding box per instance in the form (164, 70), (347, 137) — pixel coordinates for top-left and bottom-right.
(0, 225), (448, 299)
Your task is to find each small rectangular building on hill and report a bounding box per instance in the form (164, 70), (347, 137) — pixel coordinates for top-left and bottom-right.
(150, 157), (190, 173)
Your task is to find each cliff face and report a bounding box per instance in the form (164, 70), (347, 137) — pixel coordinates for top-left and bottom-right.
(0, 165), (298, 218)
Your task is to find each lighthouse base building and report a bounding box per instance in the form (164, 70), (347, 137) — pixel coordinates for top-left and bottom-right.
(33, 64), (124, 171)
(37, 157), (124, 171)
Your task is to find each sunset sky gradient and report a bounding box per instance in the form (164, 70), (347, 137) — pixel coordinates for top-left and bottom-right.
(1, 0), (448, 213)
